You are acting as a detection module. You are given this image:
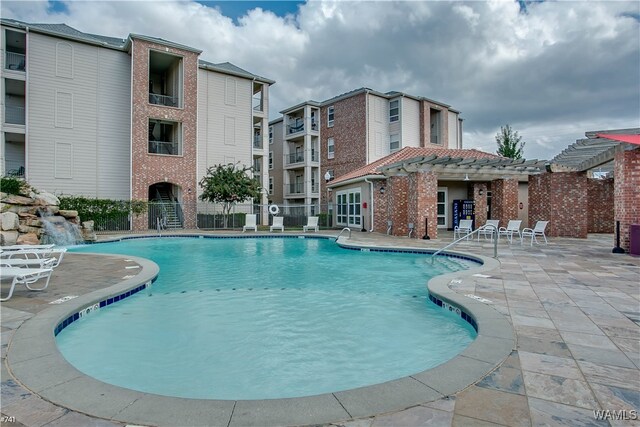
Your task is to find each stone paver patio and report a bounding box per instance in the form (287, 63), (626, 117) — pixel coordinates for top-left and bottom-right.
(1, 231), (639, 426)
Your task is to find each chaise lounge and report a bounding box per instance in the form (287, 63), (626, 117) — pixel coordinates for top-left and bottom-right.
(0, 267), (54, 301)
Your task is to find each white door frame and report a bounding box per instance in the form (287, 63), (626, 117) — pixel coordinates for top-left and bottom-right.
(437, 186), (448, 229)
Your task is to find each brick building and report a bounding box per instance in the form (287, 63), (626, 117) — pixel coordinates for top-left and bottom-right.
(1, 18), (274, 230)
(269, 88), (464, 214)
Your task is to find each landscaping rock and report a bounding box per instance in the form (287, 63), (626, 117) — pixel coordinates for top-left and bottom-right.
(1, 212), (20, 231)
(18, 225), (44, 236)
(58, 210), (78, 219)
(33, 192), (59, 206)
(2, 194), (33, 205)
(81, 220), (96, 242)
(0, 230), (19, 246)
(16, 232), (39, 245)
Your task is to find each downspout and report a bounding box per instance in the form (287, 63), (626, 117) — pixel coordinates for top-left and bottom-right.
(364, 177), (374, 232)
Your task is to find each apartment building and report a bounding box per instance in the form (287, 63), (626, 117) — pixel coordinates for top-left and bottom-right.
(269, 87), (463, 212)
(0, 18), (273, 229)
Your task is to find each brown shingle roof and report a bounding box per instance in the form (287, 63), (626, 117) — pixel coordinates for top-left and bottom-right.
(331, 147), (503, 185)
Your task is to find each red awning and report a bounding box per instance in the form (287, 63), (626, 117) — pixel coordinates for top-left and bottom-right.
(597, 133), (640, 145)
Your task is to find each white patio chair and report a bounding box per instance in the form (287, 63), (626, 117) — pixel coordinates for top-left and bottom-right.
(1, 248), (67, 268)
(269, 216), (284, 232)
(0, 257), (57, 269)
(1, 267), (54, 301)
(498, 220), (522, 244)
(1, 244), (55, 251)
(242, 214), (257, 232)
(453, 219), (473, 240)
(303, 216), (319, 232)
(477, 219), (500, 241)
(521, 220), (549, 246)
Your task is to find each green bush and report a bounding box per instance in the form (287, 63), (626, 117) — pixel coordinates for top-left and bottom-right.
(1, 176), (27, 195)
(58, 196), (147, 229)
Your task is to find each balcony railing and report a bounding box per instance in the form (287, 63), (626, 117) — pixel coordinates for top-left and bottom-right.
(287, 122), (304, 135)
(149, 93), (179, 107)
(311, 151), (319, 162)
(5, 105), (25, 125)
(286, 153), (304, 165)
(5, 52), (25, 71)
(310, 183), (319, 193)
(287, 183), (304, 194)
(252, 95), (263, 112)
(253, 135), (262, 149)
(148, 140), (181, 156)
(431, 135), (439, 144)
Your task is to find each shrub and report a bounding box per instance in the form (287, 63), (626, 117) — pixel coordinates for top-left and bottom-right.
(58, 196), (147, 230)
(1, 176), (27, 195)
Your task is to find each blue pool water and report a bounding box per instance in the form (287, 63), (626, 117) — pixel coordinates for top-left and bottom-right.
(60, 237), (477, 400)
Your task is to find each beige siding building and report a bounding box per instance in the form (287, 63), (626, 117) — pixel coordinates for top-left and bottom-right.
(1, 18), (273, 229)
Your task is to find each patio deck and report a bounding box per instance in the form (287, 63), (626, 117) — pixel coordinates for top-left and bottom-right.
(1, 231), (638, 426)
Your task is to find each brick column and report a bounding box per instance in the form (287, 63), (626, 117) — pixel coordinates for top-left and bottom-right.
(587, 178), (614, 233)
(528, 172), (588, 238)
(473, 182), (488, 227)
(372, 180), (388, 234)
(387, 176), (409, 237)
(407, 171), (438, 239)
(491, 178), (518, 228)
(614, 147), (640, 251)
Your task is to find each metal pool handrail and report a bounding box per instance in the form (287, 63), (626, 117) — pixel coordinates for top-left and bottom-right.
(431, 224), (498, 262)
(335, 227), (351, 241)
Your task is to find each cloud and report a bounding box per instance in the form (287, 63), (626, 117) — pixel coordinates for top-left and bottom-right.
(3, 0), (639, 160)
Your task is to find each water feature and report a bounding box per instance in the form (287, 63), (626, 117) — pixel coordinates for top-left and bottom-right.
(39, 210), (83, 245)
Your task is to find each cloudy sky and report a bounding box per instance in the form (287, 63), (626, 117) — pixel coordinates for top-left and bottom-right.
(3, 0), (639, 160)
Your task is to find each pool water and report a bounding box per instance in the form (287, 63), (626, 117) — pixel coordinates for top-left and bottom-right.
(60, 237), (477, 400)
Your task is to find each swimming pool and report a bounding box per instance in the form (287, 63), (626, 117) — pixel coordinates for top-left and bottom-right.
(60, 237), (478, 400)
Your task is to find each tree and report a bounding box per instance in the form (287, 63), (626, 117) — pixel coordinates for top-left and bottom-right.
(199, 163), (261, 227)
(495, 124), (526, 159)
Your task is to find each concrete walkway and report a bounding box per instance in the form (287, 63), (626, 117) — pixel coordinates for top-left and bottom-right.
(1, 231), (639, 426)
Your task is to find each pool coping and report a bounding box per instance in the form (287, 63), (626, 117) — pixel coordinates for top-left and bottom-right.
(6, 234), (513, 427)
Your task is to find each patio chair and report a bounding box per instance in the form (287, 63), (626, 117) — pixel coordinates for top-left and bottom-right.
(242, 214), (257, 232)
(269, 216), (284, 232)
(0, 257), (57, 269)
(521, 220), (549, 246)
(0, 267), (54, 301)
(453, 219), (473, 240)
(303, 216), (319, 232)
(1, 248), (67, 268)
(498, 220), (522, 244)
(1, 244), (55, 251)
(477, 219), (500, 241)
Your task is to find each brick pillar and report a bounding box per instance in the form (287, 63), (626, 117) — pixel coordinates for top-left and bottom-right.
(491, 178), (518, 228)
(407, 171), (438, 239)
(388, 176), (409, 236)
(373, 180), (388, 234)
(587, 178), (614, 233)
(614, 147), (640, 251)
(473, 183), (488, 227)
(528, 172), (588, 238)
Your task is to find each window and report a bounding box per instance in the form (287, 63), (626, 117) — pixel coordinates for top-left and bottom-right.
(389, 100), (399, 122)
(327, 137), (335, 159)
(269, 151), (273, 170)
(269, 126), (273, 144)
(327, 106), (334, 127)
(337, 190), (361, 226)
(437, 187), (448, 228)
(389, 134), (400, 152)
(269, 177), (274, 195)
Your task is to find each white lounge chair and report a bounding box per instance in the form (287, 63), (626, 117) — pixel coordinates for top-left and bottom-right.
(303, 216), (319, 232)
(242, 214), (257, 232)
(453, 219), (473, 240)
(1, 267), (54, 301)
(477, 219), (500, 241)
(1, 248), (67, 268)
(269, 216), (284, 232)
(1, 244), (55, 251)
(498, 220), (522, 244)
(521, 220), (549, 245)
(0, 257), (57, 269)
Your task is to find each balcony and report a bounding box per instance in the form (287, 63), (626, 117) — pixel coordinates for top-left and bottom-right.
(253, 135), (262, 149)
(148, 140), (181, 156)
(286, 122), (304, 135)
(286, 153), (304, 165)
(149, 93), (178, 107)
(5, 105), (25, 125)
(310, 183), (319, 193)
(287, 183), (304, 194)
(5, 52), (26, 72)
(252, 94), (263, 112)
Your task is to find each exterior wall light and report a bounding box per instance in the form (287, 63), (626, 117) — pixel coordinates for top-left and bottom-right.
(380, 187), (385, 194)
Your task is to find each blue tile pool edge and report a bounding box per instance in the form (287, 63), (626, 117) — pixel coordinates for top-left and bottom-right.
(7, 237), (514, 426)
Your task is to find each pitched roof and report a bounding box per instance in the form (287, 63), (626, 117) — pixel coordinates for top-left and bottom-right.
(196, 60), (275, 84)
(330, 147), (502, 185)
